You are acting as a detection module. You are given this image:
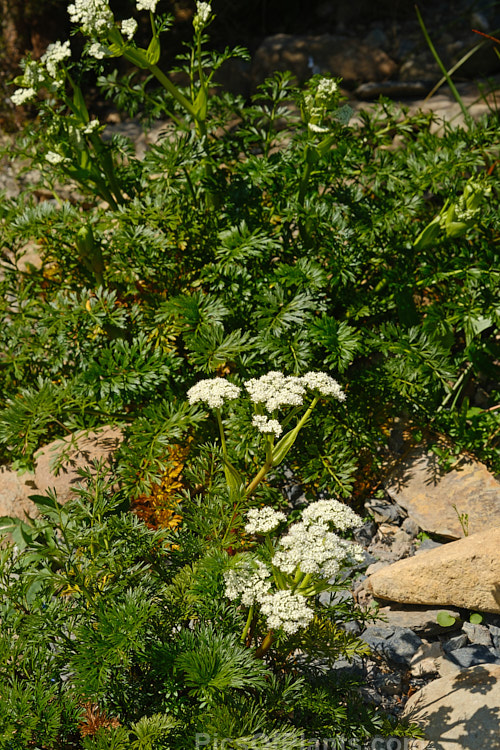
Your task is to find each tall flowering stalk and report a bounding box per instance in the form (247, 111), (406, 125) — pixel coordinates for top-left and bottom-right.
(10, 1), (218, 206)
(187, 370), (361, 656)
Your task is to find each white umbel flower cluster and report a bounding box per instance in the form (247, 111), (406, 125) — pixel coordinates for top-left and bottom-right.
(45, 151), (66, 165)
(88, 42), (109, 59)
(193, 1), (212, 31)
(68, 0), (114, 36)
(316, 77), (338, 100)
(301, 372), (345, 401)
(272, 514), (364, 581)
(187, 378), (241, 409)
(224, 557), (270, 607)
(136, 0), (159, 11)
(245, 371), (306, 412)
(244, 506), (286, 535)
(251, 414), (283, 438)
(40, 40), (71, 78)
(11, 87), (36, 106)
(82, 118), (100, 134)
(301, 498), (361, 531)
(259, 590), (314, 634)
(121, 18), (138, 40)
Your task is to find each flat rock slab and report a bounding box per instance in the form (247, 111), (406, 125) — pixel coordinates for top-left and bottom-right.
(404, 664), (500, 749)
(0, 466), (38, 519)
(368, 528), (500, 614)
(374, 605), (462, 635)
(385, 448), (500, 538)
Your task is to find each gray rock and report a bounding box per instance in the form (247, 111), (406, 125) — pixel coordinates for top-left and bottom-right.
(489, 625), (500, 650)
(415, 537), (443, 553)
(402, 517), (420, 538)
(365, 498), (404, 525)
(375, 606), (462, 635)
(353, 520), (377, 545)
(443, 634), (468, 653)
(361, 626), (423, 666)
(372, 672), (403, 696)
(445, 645), (500, 669)
(462, 622), (493, 647)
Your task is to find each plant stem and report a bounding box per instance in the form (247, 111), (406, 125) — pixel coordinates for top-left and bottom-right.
(255, 630), (274, 658)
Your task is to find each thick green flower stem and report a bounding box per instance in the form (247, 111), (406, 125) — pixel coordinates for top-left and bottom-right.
(245, 459), (273, 498)
(148, 63), (206, 137)
(88, 134), (125, 207)
(255, 630), (274, 659)
(215, 409), (227, 457)
(295, 572), (313, 593)
(241, 605), (254, 643)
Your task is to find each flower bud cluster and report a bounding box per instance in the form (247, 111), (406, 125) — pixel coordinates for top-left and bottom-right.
(303, 76), (339, 135)
(193, 2), (212, 33)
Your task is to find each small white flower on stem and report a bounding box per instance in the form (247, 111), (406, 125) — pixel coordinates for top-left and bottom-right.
(245, 371), (306, 412)
(244, 506), (286, 534)
(187, 378), (241, 409)
(301, 372), (345, 400)
(121, 18), (138, 40)
(41, 40), (71, 78)
(11, 87), (36, 106)
(136, 0), (159, 11)
(224, 558), (270, 607)
(259, 590), (314, 634)
(251, 415), (283, 438)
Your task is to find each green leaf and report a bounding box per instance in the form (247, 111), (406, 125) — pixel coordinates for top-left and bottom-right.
(469, 612), (483, 624)
(436, 611), (456, 627)
(146, 36), (161, 66)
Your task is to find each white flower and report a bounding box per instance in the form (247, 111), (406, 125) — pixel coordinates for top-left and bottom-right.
(251, 415), (283, 438)
(136, 0), (159, 11)
(301, 498), (361, 532)
(244, 371), (306, 412)
(301, 372), (346, 401)
(121, 17), (138, 40)
(87, 42), (109, 59)
(308, 122), (329, 134)
(82, 118), (100, 134)
(22, 60), (45, 89)
(45, 151), (65, 165)
(272, 519), (364, 580)
(193, 1), (212, 31)
(245, 506), (286, 535)
(11, 87), (36, 106)
(68, 0), (114, 36)
(259, 590), (314, 634)
(187, 378), (241, 409)
(41, 40), (71, 78)
(224, 557), (270, 607)
(316, 77), (338, 100)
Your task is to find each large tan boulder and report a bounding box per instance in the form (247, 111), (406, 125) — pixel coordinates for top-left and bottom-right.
(385, 448), (500, 539)
(404, 664), (500, 749)
(0, 466), (38, 519)
(368, 528), (500, 614)
(34, 426), (124, 504)
(0, 427), (125, 521)
(251, 34), (397, 89)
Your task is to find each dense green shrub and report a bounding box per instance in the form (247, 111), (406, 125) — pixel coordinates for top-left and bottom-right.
(0, 2), (498, 745)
